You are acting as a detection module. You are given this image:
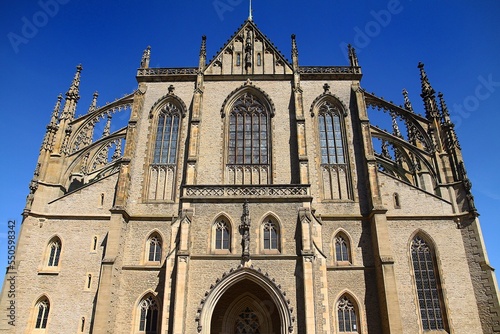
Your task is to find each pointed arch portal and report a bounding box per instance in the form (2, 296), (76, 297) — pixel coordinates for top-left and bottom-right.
(196, 267), (294, 334)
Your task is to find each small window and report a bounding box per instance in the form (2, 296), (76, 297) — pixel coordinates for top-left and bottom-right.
(394, 192), (401, 209)
(335, 235), (350, 263)
(263, 220), (279, 250)
(35, 298), (50, 329)
(81, 317), (85, 332)
(87, 274), (92, 289)
(257, 53), (262, 66)
(338, 296), (358, 333)
(139, 296), (159, 333)
(47, 239), (61, 267)
(236, 53), (241, 66)
(92, 236), (98, 251)
(147, 234), (162, 262)
(215, 220), (231, 250)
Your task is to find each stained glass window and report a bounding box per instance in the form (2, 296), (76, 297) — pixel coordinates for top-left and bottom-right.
(263, 220), (278, 250)
(318, 101), (345, 164)
(228, 93), (268, 165)
(148, 235), (162, 262)
(139, 296), (159, 333)
(153, 103), (180, 164)
(35, 299), (50, 329)
(338, 296), (358, 332)
(215, 220), (230, 250)
(411, 236), (446, 331)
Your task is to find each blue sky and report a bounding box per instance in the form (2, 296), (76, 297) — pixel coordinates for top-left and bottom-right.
(0, 1), (499, 285)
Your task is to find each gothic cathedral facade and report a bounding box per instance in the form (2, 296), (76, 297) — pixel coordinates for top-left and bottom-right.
(1, 19), (499, 334)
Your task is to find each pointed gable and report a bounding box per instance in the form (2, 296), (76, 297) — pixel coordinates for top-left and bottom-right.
(205, 20), (293, 76)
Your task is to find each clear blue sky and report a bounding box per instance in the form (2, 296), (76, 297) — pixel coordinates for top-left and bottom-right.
(1, 1), (499, 285)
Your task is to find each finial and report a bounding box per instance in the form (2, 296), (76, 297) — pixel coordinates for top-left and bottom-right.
(87, 91), (98, 113)
(348, 44), (359, 67)
(381, 140), (391, 159)
(402, 89), (414, 112)
(390, 111), (403, 138)
(141, 46), (151, 68)
(66, 64), (82, 101)
(49, 94), (63, 127)
(200, 35), (207, 57)
(418, 62), (439, 119)
(102, 114), (112, 137)
(437, 92), (450, 120)
(248, 0), (253, 21)
(291, 34), (298, 58)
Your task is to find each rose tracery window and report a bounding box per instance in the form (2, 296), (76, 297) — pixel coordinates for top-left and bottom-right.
(235, 307), (261, 334)
(411, 236), (447, 331)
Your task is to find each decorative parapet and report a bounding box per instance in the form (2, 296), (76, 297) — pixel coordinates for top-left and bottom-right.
(137, 67), (198, 81)
(182, 184), (310, 201)
(298, 66), (361, 79)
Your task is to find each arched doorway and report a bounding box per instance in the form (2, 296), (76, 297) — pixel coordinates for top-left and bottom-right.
(211, 279), (280, 334)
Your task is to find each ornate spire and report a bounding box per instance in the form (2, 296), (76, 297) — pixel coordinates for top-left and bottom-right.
(140, 46), (151, 69)
(437, 92), (450, 121)
(348, 44), (359, 67)
(418, 62), (439, 119)
(291, 34), (298, 59)
(87, 91), (98, 114)
(248, 0), (253, 21)
(66, 64), (82, 101)
(402, 89), (414, 112)
(41, 94), (63, 152)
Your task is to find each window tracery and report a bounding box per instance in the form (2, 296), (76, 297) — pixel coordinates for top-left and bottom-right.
(337, 296), (358, 333)
(335, 235), (350, 263)
(35, 298), (50, 329)
(47, 239), (61, 267)
(147, 234), (162, 262)
(215, 220), (231, 250)
(138, 296), (159, 333)
(263, 220), (278, 250)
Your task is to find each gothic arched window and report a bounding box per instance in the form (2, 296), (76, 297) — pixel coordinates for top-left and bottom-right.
(335, 234), (350, 263)
(316, 99), (352, 200)
(319, 101), (345, 164)
(215, 219), (231, 250)
(35, 298), (50, 329)
(337, 295), (358, 333)
(263, 220), (279, 250)
(47, 238), (61, 267)
(153, 102), (180, 165)
(411, 236), (447, 331)
(138, 295), (159, 333)
(147, 234), (162, 262)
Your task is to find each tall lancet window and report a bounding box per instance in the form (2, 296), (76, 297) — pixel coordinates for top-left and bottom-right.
(147, 101), (182, 201)
(411, 236), (447, 331)
(227, 91), (270, 184)
(138, 295), (159, 333)
(317, 99), (352, 200)
(153, 102), (180, 165)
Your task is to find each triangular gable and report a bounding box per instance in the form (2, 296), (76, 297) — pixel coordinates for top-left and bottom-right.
(205, 20), (293, 76)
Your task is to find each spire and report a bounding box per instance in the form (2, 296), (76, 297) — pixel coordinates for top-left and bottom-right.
(418, 62), (439, 119)
(87, 91), (98, 113)
(248, 0), (253, 21)
(348, 44), (359, 67)
(198, 35), (207, 70)
(437, 92), (450, 122)
(402, 89), (414, 112)
(66, 64), (82, 101)
(140, 46), (151, 69)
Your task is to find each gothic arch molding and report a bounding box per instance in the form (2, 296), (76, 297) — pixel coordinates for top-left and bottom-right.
(220, 82), (276, 118)
(148, 90), (188, 118)
(309, 92), (348, 117)
(195, 265), (294, 334)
